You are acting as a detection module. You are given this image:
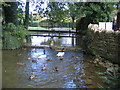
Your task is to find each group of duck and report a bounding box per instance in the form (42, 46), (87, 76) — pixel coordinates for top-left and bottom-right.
(16, 47), (66, 80)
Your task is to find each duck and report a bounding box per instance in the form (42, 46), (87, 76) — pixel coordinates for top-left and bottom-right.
(27, 57), (32, 60)
(32, 60), (37, 63)
(43, 49), (46, 54)
(71, 55), (76, 58)
(73, 77), (79, 82)
(29, 72), (35, 80)
(54, 67), (59, 71)
(16, 53), (22, 56)
(17, 62), (25, 66)
(38, 55), (47, 59)
(75, 56), (79, 59)
(56, 48), (65, 57)
(57, 52), (64, 57)
(60, 58), (64, 61)
(33, 53), (42, 56)
(42, 64), (47, 71)
(38, 49), (47, 59)
(47, 59), (53, 61)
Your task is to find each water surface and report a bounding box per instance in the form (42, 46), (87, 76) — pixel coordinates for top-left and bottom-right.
(3, 33), (106, 88)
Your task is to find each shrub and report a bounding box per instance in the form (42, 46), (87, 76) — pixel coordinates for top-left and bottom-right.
(2, 23), (28, 49)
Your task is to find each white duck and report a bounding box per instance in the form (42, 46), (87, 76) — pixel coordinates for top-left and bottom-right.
(38, 55), (47, 59)
(57, 52), (64, 57)
(34, 53), (42, 56)
(56, 48), (65, 57)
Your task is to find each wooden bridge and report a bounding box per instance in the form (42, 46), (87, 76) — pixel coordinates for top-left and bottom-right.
(25, 27), (78, 48)
(28, 27), (76, 33)
(28, 34), (76, 37)
(28, 27), (77, 37)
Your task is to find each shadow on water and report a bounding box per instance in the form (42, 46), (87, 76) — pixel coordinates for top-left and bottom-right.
(2, 33), (106, 88)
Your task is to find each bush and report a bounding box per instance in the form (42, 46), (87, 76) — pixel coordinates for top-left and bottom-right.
(30, 21), (39, 27)
(2, 23), (28, 49)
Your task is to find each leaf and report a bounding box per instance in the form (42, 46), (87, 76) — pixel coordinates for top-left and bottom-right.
(106, 75), (116, 80)
(97, 83), (106, 90)
(95, 72), (107, 75)
(99, 76), (112, 84)
(106, 71), (113, 76)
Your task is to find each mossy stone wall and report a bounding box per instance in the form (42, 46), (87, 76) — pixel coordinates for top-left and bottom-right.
(86, 29), (120, 65)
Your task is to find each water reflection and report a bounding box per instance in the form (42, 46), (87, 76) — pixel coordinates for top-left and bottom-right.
(3, 48), (86, 88)
(3, 33), (87, 88)
(30, 33), (76, 47)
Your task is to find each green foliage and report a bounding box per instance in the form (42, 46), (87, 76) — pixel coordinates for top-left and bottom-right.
(91, 50), (96, 56)
(67, 2), (83, 19)
(46, 2), (117, 26)
(17, 8), (24, 25)
(3, 2), (18, 25)
(45, 2), (67, 22)
(97, 83), (106, 90)
(0, 2), (10, 7)
(30, 21), (39, 27)
(96, 69), (120, 89)
(81, 2), (116, 23)
(2, 23), (28, 49)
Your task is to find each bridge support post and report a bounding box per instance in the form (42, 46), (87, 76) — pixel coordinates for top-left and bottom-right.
(59, 31), (60, 36)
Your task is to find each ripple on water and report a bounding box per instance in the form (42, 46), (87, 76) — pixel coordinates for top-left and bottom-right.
(3, 48), (88, 88)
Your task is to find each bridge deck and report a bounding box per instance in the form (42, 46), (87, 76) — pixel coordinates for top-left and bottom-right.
(29, 34), (76, 37)
(28, 27), (76, 33)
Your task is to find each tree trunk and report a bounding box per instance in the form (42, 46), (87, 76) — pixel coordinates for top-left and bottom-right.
(24, 0), (29, 28)
(71, 16), (75, 30)
(116, 12), (120, 30)
(3, 2), (18, 25)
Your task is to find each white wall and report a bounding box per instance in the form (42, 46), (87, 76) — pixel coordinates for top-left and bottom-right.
(106, 22), (113, 30)
(99, 22), (106, 29)
(99, 22), (113, 30)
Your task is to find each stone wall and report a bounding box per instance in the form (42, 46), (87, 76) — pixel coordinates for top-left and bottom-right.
(86, 24), (120, 65)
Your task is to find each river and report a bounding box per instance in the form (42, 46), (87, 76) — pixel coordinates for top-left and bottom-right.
(2, 33), (106, 88)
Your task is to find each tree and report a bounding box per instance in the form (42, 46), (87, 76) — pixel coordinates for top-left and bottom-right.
(45, 2), (67, 22)
(24, 0), (29, 28)
(76, 2), (117, 34)
(116, 2), (120, 30)
(67, 2), (83, 29)
(82, 2), (116, 23)
(2, 1), (28, 49)
(17, 1), (25, 25)
(45, 2), (83, 29)
(2, 1), (18, 25)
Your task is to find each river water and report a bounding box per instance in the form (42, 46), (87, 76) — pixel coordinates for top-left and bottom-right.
(2, 33), (106, 88)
